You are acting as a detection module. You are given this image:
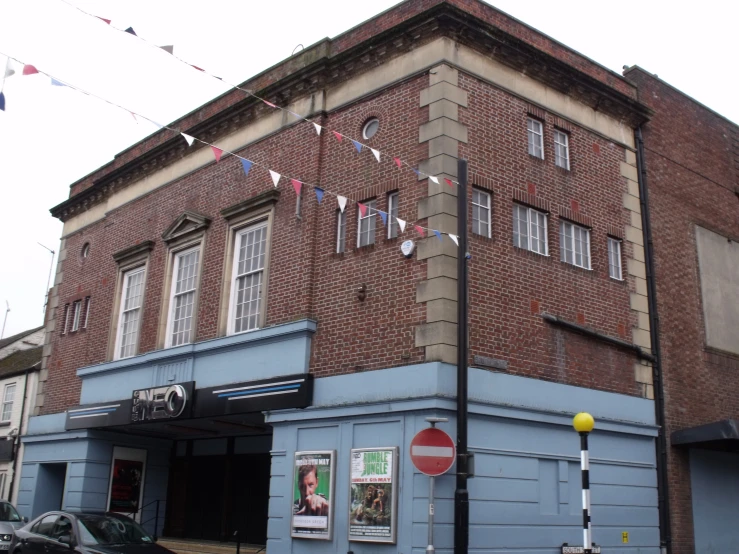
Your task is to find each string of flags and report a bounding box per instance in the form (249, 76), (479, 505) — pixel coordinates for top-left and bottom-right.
(0, 51), (462, 246)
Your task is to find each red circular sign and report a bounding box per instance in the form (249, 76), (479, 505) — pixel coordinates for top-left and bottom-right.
(410, 427), (456, 476)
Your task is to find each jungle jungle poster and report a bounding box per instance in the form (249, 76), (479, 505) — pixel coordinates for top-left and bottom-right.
(349, 447), (398, 543)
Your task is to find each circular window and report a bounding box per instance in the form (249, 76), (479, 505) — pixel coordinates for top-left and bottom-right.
(81, 243), (90, 259)
(362, 118), (379, 140)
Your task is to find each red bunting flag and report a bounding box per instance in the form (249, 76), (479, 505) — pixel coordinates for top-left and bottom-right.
(211, 146), (223, 162)
(358, 203), (367, 217)
(22, 65), (39, 76)
(263, 100), (277, 108)
(291, 179), (302, 196)
(96, 16), (111, 24)
(332, 131), (343, 142)
(414, 225), (425, 236)
(444, 178), (454, 187)
(191, 65), (205, 72)
(393, 157), (402, 169)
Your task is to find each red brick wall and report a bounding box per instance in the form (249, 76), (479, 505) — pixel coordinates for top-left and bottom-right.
(626, 68), (739, 554)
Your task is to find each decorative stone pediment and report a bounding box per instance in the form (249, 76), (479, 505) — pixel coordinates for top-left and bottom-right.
(162, 211), (212, 244)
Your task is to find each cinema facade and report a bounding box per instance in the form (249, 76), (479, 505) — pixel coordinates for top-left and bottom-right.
(19, 1), (663, 553)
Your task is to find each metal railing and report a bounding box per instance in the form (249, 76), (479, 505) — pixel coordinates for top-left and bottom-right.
(119, 499), (162, 540)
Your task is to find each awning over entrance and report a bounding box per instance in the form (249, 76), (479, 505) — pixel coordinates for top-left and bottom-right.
(671, 419), (739, 452)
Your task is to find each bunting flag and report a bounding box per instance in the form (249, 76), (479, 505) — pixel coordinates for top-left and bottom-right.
(332, 131), (343, 142)
(378, 210), (388, 226)
(4, 60), (15, 78)
(434, 230), (443, 241)
(291, 179), (302, 196)
(371, 148), (381, 162)
(124, 27), (137, 35)
(313, 123), (321, 135)
(269, 170), (281, 187)
(22, 65), (38, 75)
(351, 140), (362, 153)
(0, 92), (5, 112)
(263, 100), (276, 108)
(181, 133), (195, 146)
(448, 234), (459, 246)
(357, 202), (367, 217)
(159, 45), (174, 54)
(240, 159), (253, 176)
(412, 168), (421, 177)
(51, 78), (65, 86)
(414, 225), (425, 236)
(315, 187), (324, 203)
(190, 64), (204, 71)
(337, 196), (347, 213)
(96, 16), (111, 24)
(397, 218), (406, 233)
(429, 176), (439, 184)
(444, 178), (454, 187)
(211, 146), (223, 162)
(394, 157), (402, 169)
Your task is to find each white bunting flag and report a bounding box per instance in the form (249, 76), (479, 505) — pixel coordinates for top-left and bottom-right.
(397, 218), (406, 233)
(313, 123), (322, 135)
(371, 148), (381, 162)
(448, 234), (459, 246)
(429, 176), (439, 184)
(337, 196), (347, 213)
(269, 170), (281, 187)
(181, 133), (195, 146)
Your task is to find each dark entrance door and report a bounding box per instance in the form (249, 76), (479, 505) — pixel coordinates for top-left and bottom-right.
(228, 453), (271, 545)
(185, 455), (227, 541)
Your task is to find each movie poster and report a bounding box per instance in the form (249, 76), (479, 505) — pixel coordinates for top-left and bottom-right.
(108, 458), (144, 513)
(349, 447), (398, 543)
(291, 450), (336, 540)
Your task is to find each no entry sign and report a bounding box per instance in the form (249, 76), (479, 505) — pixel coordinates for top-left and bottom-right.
(410, 427), (456, 476)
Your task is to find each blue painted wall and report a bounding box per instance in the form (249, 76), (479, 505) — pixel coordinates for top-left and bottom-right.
(690, 449), (739, 554)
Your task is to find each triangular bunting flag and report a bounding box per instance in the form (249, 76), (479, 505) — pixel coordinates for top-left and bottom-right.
(269, 170), (281, 187)
(211, 146), (223, 162)
(397, 218), (406, 233)
(358, 203), (367, 217)
(124, 27), (137, 35)
(434, 230), (443, 242)
(181, 133), (195, 147)
(351, 140), (362, 153)
(4, 60), (15, 79)
(291, 179), (302, 196)
(337, 196), (347, 213)
(96, 16), (111, 24)
(240, 159), (253, 176)
(412, 169), (421, 177)
(51, 78), (65, 87)
(22, 65), (38, 76)
(0, 92), (5, 112)
(448, 234), (459, 246)
(429, 176), (439, 184)
(378, 210), (388, 226)
(414, 225), (425, 237)
(332, 131), (343, 142)
(371, 148), (381, 162)
(150, 120), (164, 130)
(393, 157), (402, 169)
(444, 178), (454, 187)
(159, 45), (174, 54)
(263, 100), (277, 108)
(315, 187), (324, 203)
(313, 123), (322, 135)
(190, 64), (204, 71)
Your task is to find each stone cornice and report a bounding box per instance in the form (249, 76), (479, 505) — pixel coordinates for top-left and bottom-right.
(221, 189), (281, 221)
(112, 240), (155, 264)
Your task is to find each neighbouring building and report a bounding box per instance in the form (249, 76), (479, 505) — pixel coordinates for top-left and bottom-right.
(0, 326), (43, 504)
(624, 67), (739, 554)
(21, 1), (663, 553)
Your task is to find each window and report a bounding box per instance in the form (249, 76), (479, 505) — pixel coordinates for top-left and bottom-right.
(362, 118), (379, 140)
(1, 384), (15, 422)
(357, 199), (377, 248)
(512, 204), (548, 255)
(61, 304), (70, 335)
(81, 243), (90, 258)
(472, 189), (491, 238)
(554, 130), (570, 170)
(387, 192), (399, 239)
(83, 296), (91, 328)
(336, 210), (346, 253)
(0, 473), (6, 501)
(166, 247), (200, 347)
(230, 221), (267, 334)
(608, 237), (623, 280)
(115, 268), (146, 360)
(70, 300), (82, 332)
(560, 221), (591, 269)
(527, 118), (544, 159)
(36, 515), (59, 538)
(51, 516), (74, 542)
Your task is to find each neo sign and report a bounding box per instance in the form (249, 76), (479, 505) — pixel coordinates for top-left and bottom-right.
(410, 427), (456, 476)
(131, 384), (188, 423)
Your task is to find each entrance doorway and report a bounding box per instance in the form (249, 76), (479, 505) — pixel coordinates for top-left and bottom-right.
(165, 436), (271, 545)
(34, 463), (67, 515)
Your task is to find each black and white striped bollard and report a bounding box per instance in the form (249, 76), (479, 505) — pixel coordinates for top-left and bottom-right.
(573, 412), (595, 553)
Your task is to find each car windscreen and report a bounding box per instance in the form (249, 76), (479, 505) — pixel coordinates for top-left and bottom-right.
(0, 504), (21, 522)
(76, 515), (154, 546)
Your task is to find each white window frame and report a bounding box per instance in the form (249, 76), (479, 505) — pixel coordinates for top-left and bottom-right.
(1, 383), (15, 422)
(70, 300), (82, 332)
(472, 188), (492, 238)
(165, 246), (201, 348)
(83, 296), (91, 329)
(387, 192), (399, 239)
(357, 199), (377, 248)
(554, 129), (570, 170)
(61, 304), (70, 335)
(336, 210), (346, 253)
(228, 220), (269, 336)
(512, 204), (548, 255)
(114, 267), (146, 360)
(608, 237), (623, 280)
(560, 220), (591, 269)
(527, 118), (544, 159)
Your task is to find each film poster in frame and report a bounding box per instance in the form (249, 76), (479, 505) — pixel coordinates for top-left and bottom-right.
(291, 450), (336, 540)
(349, 447), (399, 543)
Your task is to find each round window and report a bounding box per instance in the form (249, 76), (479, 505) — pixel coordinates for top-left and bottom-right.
(362, 118), (379, 140)
(81, 243), (90, 259)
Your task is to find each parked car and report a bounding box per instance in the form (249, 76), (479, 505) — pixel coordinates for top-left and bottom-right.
(10, 512), (174, 554)
(0, 501), (27, 551)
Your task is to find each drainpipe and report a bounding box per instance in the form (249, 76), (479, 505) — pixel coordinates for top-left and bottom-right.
(8, 368), (31, 504)
(635, 127), (671, 554)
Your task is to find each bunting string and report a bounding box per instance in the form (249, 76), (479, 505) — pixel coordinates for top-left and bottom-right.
(0, 50), (460, 245)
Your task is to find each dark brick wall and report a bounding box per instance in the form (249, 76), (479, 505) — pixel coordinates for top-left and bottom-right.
(625, 67), (739, 554)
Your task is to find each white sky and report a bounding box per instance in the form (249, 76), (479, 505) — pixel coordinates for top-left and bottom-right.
(0, 0), (736, 338)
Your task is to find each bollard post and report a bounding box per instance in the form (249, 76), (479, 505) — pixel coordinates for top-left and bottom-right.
(573, 412), (595, 554)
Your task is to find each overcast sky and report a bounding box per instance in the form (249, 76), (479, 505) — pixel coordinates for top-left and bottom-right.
(0, 0), (736, 338)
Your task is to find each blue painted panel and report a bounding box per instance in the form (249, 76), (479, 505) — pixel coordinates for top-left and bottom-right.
(539, 460), (559, 514)
(690, 449), (739, 554)
(351, 421), (401, 446)
(296, 425), (339, 451)
(26, 413), (67, 435)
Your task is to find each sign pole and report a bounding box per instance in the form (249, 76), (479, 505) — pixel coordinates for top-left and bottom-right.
(427, 474), (435, 554)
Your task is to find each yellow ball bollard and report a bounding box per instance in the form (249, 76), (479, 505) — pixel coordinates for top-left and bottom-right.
(573, 412), (595, 434)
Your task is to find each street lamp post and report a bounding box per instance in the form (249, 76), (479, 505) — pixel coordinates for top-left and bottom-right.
(573, 412), (595, 554)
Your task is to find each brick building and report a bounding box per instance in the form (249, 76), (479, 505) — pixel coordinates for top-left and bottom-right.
(20, 1), (662, 552)
(624, 67), (739, 554)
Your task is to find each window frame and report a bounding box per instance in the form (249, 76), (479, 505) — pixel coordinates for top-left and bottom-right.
(83, 296), (91, 329)
(164, 245), (202, 348)
(114, 266), (147, 360)
(527, 118), (544, 159)
(608, 237), (623, 280)
(336, 209), (346, 253)
(61, 304), (70, 335)
(70, 300), (82, 332)
(227, 220), (270, 336)
(357, 199), (377, 248)
(512, 204), (549, 256)
(553, 129), (570, 170)
(560, 220), (592, 270)
(1, 383), (15, 422)
(387, 192), (399, 239)
(472, 188), (492, 238)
